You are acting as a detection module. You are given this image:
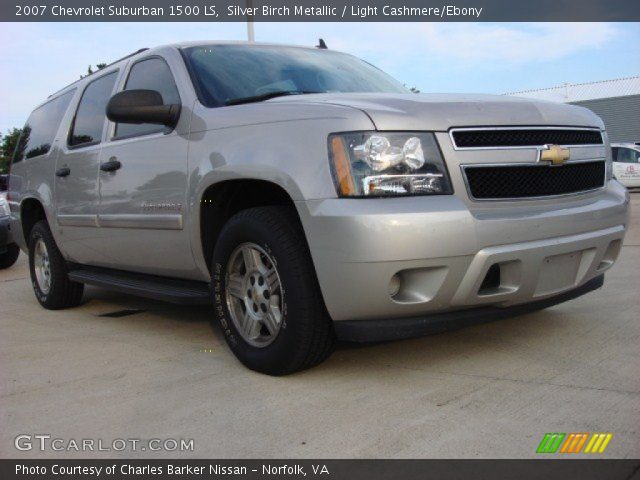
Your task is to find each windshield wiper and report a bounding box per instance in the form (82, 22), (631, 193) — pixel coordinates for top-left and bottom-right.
(225, 90), (323, 106)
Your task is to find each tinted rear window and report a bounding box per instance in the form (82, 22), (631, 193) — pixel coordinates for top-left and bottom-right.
(69, 72), (118, 147)
(13, 90), (75, 163)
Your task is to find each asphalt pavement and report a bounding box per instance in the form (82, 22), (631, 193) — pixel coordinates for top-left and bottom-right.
(1, 194), (638, 459)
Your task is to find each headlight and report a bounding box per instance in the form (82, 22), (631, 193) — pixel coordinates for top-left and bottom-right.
(329, 132), (452, 197)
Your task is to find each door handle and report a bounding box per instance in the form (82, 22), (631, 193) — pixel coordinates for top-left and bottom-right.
(55, 167), (71, 178)
(100, 158), (122, 172)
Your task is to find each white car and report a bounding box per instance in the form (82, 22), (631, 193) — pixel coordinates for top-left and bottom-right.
(612, 143), (640, 188)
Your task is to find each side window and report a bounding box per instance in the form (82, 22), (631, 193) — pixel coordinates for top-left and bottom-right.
(616, 147), (639, 164)
(69, 72), (118, 147)
(13, 90), (75, 163)
(115, 58), (180, 139)
(612, 147), (618, 162)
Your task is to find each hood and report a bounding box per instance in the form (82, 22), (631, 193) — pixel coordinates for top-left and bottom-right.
(271, 93), (604, 131)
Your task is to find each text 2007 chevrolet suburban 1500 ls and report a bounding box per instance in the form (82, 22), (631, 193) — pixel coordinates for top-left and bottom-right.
(7, 42), (630, 374)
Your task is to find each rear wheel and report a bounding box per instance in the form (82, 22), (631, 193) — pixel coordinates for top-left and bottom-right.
(28, 220), (84, 309)
(0, 243), (20, 269)
(212, 206), (335, 375)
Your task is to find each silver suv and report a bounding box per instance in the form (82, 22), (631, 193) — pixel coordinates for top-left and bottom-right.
(8, 42), (630, 374)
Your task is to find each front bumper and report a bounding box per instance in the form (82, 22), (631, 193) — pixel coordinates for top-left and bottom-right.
(296, 180), (629, 323)
(335, 274), (604, 342)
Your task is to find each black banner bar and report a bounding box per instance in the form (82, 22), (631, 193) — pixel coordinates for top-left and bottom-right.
(2, 0), (640, 22)
(2, 459), (640, 480)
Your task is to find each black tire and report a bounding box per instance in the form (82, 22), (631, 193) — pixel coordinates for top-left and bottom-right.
(28, 220), (84, 309)
(0, 243), (20, 269)
(212, 206), (335, 375)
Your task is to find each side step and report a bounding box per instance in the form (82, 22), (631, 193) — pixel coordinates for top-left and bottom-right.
(68, 265), (212, 305)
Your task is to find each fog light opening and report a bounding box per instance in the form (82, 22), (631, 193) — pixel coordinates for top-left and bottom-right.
(388, 267), (449, 304)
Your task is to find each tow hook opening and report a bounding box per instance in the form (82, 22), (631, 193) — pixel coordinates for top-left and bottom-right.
(479, 264), (501, 294)
(477, 260), (521, 297)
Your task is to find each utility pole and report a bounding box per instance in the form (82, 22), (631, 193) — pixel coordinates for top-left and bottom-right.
(246, 0), (255, 42)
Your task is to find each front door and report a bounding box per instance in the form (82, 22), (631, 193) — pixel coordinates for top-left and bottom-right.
(95, 56), (194, 278)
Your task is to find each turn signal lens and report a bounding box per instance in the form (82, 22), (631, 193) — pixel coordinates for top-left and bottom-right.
(329, 136), (356, 196)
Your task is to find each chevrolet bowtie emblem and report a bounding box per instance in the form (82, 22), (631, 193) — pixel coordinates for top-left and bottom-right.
(538, 144), (571, 165)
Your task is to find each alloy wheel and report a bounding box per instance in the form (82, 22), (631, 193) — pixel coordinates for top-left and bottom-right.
(33, 238), (51, 294)
(225, 243), (284, 347)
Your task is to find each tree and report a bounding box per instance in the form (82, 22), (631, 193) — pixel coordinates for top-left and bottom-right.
(403, 84), (421, 93)
(0, 128), (23, 173)
(80, 63), (107, 79)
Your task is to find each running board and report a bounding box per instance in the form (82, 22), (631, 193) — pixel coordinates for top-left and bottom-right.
(67, 266), (211, 305)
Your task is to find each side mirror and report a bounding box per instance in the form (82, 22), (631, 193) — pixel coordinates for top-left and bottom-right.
(106, 89), (180, 128)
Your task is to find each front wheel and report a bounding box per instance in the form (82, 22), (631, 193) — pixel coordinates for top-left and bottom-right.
(0, 243), (20, 269)
(212, 206), (335, 375)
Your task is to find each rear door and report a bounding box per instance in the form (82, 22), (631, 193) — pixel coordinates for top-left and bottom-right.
(95, 55), (194, 277)
(54, 70), (120, 264)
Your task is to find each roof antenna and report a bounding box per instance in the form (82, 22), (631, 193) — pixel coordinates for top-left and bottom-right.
(316, 38), (328, 49)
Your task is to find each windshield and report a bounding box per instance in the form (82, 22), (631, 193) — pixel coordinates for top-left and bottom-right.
(182, 44), (409, 106)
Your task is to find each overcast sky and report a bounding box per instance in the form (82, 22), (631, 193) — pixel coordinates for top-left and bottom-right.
(1, 22), (639, 133)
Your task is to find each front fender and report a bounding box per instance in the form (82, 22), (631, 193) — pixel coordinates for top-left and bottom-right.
(185, 102), (374, 278)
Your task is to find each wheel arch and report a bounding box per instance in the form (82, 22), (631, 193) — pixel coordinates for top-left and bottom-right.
(197, 178), (302, 274)
(20, 196), (48, 244)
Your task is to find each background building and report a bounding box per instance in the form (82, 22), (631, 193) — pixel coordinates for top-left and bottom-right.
(506, 76), (640, 143)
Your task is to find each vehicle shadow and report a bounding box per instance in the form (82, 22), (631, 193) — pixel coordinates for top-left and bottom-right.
(79, 284), (569, 377)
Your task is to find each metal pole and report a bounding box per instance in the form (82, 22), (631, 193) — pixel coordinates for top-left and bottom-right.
(246, 0), (255, 42)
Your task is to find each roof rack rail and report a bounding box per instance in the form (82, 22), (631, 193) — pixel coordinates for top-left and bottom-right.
(48, 48), (149, 98)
